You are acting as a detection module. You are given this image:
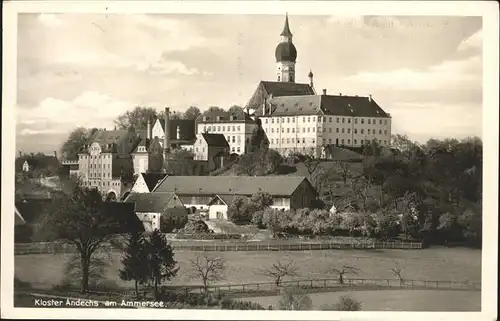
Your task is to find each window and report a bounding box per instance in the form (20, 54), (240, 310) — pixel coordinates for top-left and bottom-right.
(361, 129), (364, 134)
(303, 117), (306, 122)
(232, 147), (235, 152)
(287, 118), (290, 123)
(323, 138), (327, 144)
(361, 119), (364, 124)
(232, 136), (235, 143)
(265, 119), (268, 124)
(312, 127), (315, 133)
(302, 128), (305, 133)
(348, 118), (351, 124)
(312, 139), (315, 144)
(307, 128), (310, 133)
(336, 128), (339, 133)
(286, 138), (290, 144)
(341, 139), (344, 144)
(312, 116), (315, 122)
(217, 126), (221, 131)
(384, 119), (388, 125)
(292, 118), (295, 123)
(237, 147), (241, 152)
(368, 119), (371, 124)
(237, 125), (241, 131)
(271, 139), (274, 144)
(354, 118), (358, 124)
(278, 75), (280, 81)
(318, 127), (321, 133)
(292, 128), (295, 133)
(287, 128), (290, 133)
(354, 139), (357, 144)
(282, 138), (284, 144)
(379, 130), (382, 134)
(384, 140), (387, 144)
(271, 119), (274, 124)
(348, 139), (351, 144)
(329, 138), (332, 143)
(232, 126), (236, 131)
(329, 128), (332, 133)
(384, 130), (388, 135)
(302, 138), (305, 143)
(342, 118), (345, 123)
(281, 128), (284, 133)
(379, 119), (382, 125)
(329, 117), (332, 122)
(292, 138), (295, 143)
(368, 129), (371, 134)
(307, 117), (310, 122)
(336, 117), (339, 123)
(347, 128), (351, 134)
(271, 128), (274, 133)
(354, 129), (357, 134)
(341, 128), (345, 133)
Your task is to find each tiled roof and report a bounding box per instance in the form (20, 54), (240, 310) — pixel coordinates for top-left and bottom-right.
(111, 156), (134, 179)
(101, 202), (145, 234)
(256, 94), (390, 118)
(80, 129), (138, 154)
(125, 192), (178, 212)
(154, 176), (312, 197)
(201, 133), (229, 147)
(132, 138), (150, 153)
(141, 173), (168, 191)
(196, 109), (254, 124)
(158, 119), (196, 141)
(245, 81), (315, 110)
(261, 81), (315, 97)
(16, 155), (61, 172)
(208, 194), (242, 206)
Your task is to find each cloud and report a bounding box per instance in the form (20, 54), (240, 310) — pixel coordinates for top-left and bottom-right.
(17, 92), (134, 135)
(37, 14), (63, 27)
(345, 55), (482, 91)
(458, 29), (482, 52)
(137, 60), (199, 76)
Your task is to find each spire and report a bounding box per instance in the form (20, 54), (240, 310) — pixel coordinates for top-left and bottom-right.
(280, 13), (293, 37)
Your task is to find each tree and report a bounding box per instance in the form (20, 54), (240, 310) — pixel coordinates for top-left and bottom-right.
(227, 105), (244, 115)
(188, 253), (227, 292)
(437, 212), (458, 243)
(277, 287), (313, 310)
(227, 196), (251, 224)
(373, 211), (398, 240)
(60, 127), (90, 160)
(389, 261), (405, 286)
(261, 208), (285, 237)
(326, 264), (361, 285)
(183, 106), (201, 120)
(62, 253), (110, 290)
(248, 191), (274, 212)
(35, 179), (140, 292)
(144, 230), (179, 300)
(166, 149), (199, 175)
(457, 208), (482, 246)
(234, 153), (260, 176)
(119, 232), (149, 297)
(115, 106), (158, 130)
(255, 259), (299, 287)
(334, 160), (351, 184)
(321, 296), (362, 311)
(391, 134), (416, 157)
(203, 106), (225, 115)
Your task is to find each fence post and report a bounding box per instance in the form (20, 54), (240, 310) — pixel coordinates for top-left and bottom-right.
(310, 280), (313, 288)
(436, 281), (439, 288)
(324, 279), (327, 288)
(257, 244), (260, 251)
(267, 244), (270, 251)
(202, 244), (205, 251)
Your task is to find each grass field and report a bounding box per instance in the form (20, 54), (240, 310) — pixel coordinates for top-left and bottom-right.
(15, 247), (481, 291)
(246, 289), (481, 311)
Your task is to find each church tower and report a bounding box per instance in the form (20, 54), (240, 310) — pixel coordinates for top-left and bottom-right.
(275, 13), (297, 83)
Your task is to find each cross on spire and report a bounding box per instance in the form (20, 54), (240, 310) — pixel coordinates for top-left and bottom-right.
(280, 12), (293, 37)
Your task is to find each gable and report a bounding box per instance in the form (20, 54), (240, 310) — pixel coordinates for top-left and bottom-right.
(131, 174), (150, 193)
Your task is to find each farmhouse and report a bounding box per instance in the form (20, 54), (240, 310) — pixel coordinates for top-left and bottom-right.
(153, 176), (318, 219)
(125, 192), (188, 232)
(192, 133), (230, 172)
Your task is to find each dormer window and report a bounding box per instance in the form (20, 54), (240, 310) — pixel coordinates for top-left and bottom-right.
(203, 116), (208, 121)
(216, 116), (221, 121)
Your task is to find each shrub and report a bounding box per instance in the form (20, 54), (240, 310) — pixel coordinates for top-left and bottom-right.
(277, 286), (313, 310)
(322, 296), (362, 311)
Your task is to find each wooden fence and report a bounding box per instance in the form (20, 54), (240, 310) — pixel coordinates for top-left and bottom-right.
(14, 240), (423, 255)
(187, 277), (481, 295)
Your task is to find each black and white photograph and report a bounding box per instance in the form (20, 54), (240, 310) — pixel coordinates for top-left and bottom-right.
(1, 1), (498, 320)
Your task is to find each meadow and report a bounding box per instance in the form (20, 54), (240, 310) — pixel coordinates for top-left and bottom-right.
(15, 247), (481, 290)
(247, 289), (481, 311)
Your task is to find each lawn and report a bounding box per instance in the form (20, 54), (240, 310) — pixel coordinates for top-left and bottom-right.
(246, 289), (481, 311)
(15, 247), (481, 291)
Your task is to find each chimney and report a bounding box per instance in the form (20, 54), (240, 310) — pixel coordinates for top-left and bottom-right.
(339, 93), (342, 96)
(368, 94), (372, 102)
(176, 126), (180, 139)
(322, 89), (327, 95)
(147, 118), (151, 140)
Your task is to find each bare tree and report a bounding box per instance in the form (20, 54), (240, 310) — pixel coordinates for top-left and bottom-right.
(389, 261), (405, 286)
(255, 259), (299, 287)
(326, 264), (361, 285)
(351, 178), (371, 212)
(188, 253), (227, 292)
(334, 160), (351, 184)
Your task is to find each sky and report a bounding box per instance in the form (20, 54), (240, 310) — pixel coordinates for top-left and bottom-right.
(16, 13), (483, 154)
